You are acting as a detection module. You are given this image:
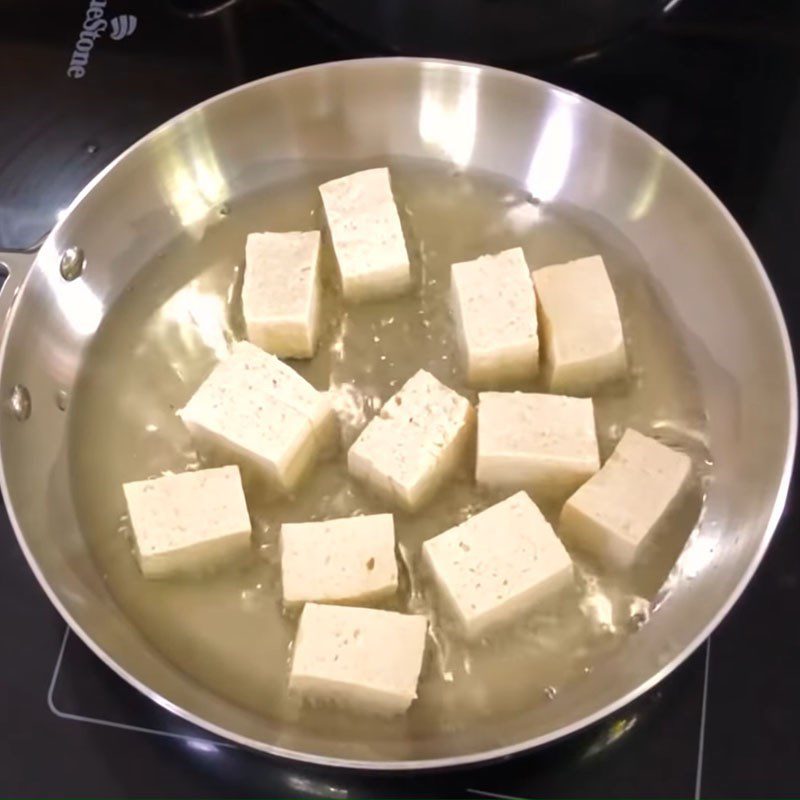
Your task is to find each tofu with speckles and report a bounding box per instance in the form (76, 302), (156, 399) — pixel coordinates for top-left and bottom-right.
(347, 369), (474, 511)
(533, 255), (627, 395)
(319, 168), (411, 302)
(559, 429), (692, 568)
(289, 603), (428, 715)
(476, 392), (599, 498)
(422, 491), (574, 638)
(123, 466), (251, 578)
(178, 341), (334, 491)
(243, 230), (321, 358)
(280, 514), (398, 605)
(451, 248), (539, 385)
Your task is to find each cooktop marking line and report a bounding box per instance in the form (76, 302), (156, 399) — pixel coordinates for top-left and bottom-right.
(694, 637), (712, 800)
(47, 625), (238, 749)
(468, 789), (527, 800)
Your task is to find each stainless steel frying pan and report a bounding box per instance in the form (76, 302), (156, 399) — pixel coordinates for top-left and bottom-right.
(0, 58), (795, 769)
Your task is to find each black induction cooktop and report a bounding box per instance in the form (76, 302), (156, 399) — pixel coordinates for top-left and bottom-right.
(1, 1), (798, 796)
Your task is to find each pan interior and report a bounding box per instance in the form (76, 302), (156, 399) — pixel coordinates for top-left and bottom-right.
(67, 158), (709, 752)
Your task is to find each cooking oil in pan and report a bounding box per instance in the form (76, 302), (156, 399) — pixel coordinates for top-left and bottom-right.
(69, 161), (709, 742)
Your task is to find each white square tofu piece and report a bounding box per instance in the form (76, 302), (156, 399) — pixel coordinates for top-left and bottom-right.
(243, 230), (321, 359)
(559, 429), (692, 568)
(347, 370), (474, 511)
(280, 513), (398, 605)
(318, 167), (411, 302)
(178, 341), (334, 491)
(290, 603), (428, 715)
(533, 255), (627, 395)
(450, 248), (539, 385)
(476, 392), (599, 498)
(422, 491), (573, 639)
(123, 466), (251, 578)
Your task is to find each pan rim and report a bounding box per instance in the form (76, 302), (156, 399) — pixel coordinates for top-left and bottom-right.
(1, 56), (796, 771)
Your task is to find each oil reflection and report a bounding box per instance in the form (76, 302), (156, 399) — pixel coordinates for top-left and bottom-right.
(61, 279), (103, 337)
(627, 150), (666, 221)
(665, 517), (718, 589)
(525, 98), (577, 202)
(418, 65), (479, 168)
(160, 280), (231, 361)
(580, 583), (617, 634)
(160, 122), (228, 230)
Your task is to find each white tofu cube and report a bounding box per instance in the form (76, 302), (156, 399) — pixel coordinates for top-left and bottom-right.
(280, 514), (398, 605)
(533, 255), (627, 395)
(476, 392), (599, 498)
(318, 167), (411, 302)
(423, 491), (573, 638)
(450, 248), (539, 385)
(178, 341), (334, 491)
(123, 466), (251, 578)
(559, 429), (692, 568)
(347, 370), (474, 511)
(243, 230), (321, 359)
(290, 603), (428, 715)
